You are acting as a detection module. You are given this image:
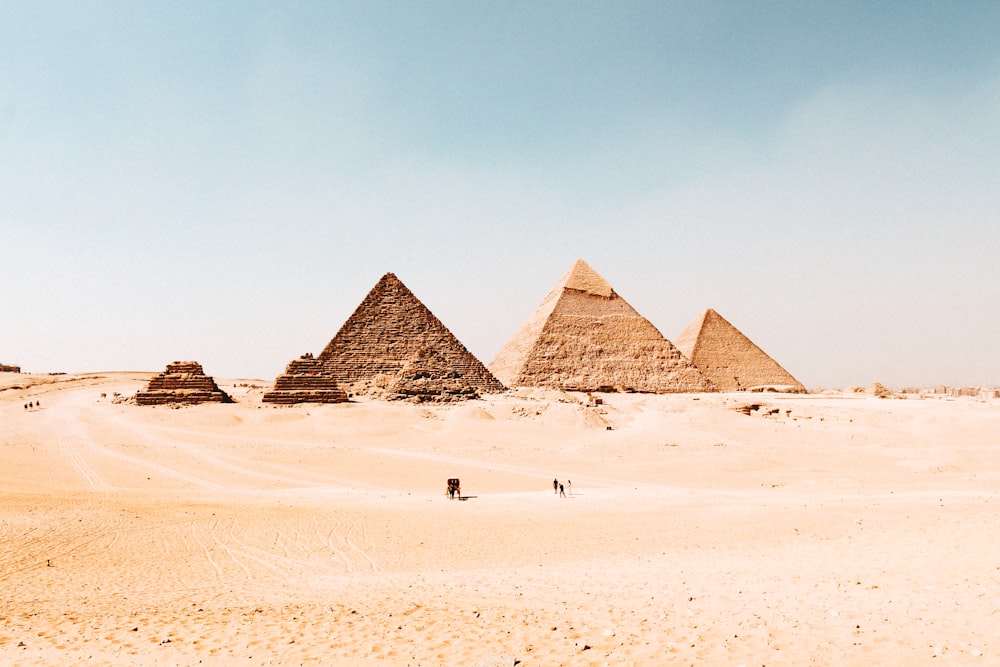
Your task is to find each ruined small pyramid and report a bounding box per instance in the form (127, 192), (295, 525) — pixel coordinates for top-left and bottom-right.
(674, 309), (805, 392)
(489, 260), (715, 393)
(136, 361), (232, 405)
(261, 353), (349, 404)
(265, 273), (504, 403)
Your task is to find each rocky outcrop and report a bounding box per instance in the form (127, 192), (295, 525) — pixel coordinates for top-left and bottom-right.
(490, 260), (714, 393)
(868, 382), (892, 398)
(674, 309), (805, 393)
(384, 346), (486, 401)
(0, 364), (20, 373)
(264, 273), (504, 404)
(135, 361), (232, 405)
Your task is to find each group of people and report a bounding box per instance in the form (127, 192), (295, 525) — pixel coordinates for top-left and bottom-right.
(445, 477), (572, 498)
(23, 400), (40, 411)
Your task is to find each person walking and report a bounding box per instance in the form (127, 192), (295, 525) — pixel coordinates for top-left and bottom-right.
(553, 478), (559, 494)
(559, 483), (566, 498)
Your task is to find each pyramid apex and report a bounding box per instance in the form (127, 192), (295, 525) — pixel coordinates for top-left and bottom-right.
(562, 259), (615, 298)
(374, 272), (412, 293)
(700, 308), (725, 328)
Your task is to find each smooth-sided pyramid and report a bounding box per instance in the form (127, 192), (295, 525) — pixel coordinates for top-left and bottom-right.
(674, 309), (805, 392)
(489, 260), (715, 393)
(136, 361), (232, 405)
(264, 273), (504, 403)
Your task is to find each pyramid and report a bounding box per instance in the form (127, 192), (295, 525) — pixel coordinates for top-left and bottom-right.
(265, 273), (504, 403)
(674, 309), (805, 392)
(489, 260), (715, 393)
(261, 353), (349, 404)
(136, 361), (232, 405)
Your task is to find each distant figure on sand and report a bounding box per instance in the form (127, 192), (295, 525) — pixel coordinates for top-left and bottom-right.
(567, 480), (572, 495)
(553, 478), (559, 494)
(559, 483), (566, 498)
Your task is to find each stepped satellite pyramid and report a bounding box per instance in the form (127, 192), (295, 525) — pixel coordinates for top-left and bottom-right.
(136, 361), (232, 405)
(489, 259), (715, 393)
(674, 308), (805, 392)
(260, 353), (349, 404)
(264, 273), (504, 404)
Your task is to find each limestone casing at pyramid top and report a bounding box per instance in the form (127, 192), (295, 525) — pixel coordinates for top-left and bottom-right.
(561, 258), (616, 298)
(520, 259), (617, 321)
(675, 308), (805, 393)
(489, 260), (715, 393)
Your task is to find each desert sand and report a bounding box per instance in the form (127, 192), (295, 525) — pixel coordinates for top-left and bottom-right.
(2, 371), (999, 665)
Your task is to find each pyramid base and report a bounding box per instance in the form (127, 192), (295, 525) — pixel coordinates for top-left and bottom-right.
(135, 390), (232, 405)
(261, 389), (349, 405)
(747, 384), (808, 394)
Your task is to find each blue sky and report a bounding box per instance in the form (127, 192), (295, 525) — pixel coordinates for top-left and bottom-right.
(2, 1), (998, 388)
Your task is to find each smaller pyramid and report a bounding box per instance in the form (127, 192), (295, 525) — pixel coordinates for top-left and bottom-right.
(674, 309), (805, 392)
(265, 273), (504, 403)
(261, 353), (349, 404)
(136, 361), (232, 405)
(490, 260), (714, 393)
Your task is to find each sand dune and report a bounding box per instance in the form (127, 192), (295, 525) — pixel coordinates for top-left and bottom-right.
(2, 372), (999, 665)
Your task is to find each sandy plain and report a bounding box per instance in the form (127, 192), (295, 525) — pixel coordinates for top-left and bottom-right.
(2, 371), (999, 666)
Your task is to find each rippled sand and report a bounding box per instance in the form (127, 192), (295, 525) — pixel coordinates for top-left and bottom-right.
(2, 372), (999, 665)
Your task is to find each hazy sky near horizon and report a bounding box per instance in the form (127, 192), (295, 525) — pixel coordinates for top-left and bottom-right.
(3, 1), (999, 388)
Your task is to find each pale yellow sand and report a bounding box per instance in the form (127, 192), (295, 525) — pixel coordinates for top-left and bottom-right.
(2, 372), (999, 665)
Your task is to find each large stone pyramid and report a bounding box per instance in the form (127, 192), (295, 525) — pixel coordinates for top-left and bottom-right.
(489, 260), (715, 393)
(265, 273), (504, 403)
(136, 361), (232, 405)
(674, 309), (805, 392)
